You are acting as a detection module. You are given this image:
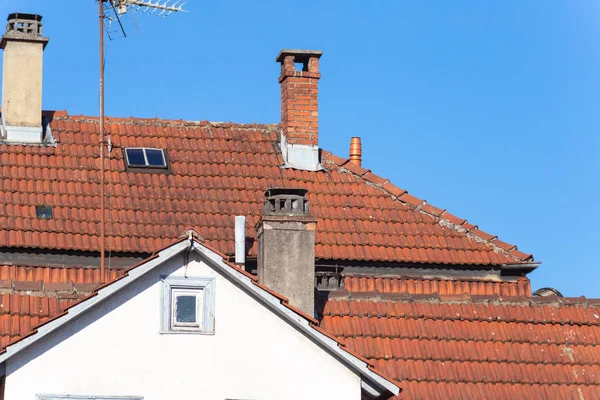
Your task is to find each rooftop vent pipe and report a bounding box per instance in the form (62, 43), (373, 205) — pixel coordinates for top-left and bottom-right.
(349, 137), (362, 166)
(235, 216), (246, 265)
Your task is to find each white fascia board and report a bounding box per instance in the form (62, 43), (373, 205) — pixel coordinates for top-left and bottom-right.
(193, 246), (400, 397)
(0, 240), (190, 364)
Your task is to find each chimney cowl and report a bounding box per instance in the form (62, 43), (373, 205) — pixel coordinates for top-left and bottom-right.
(1, 13), (47, 49)
(263, 187), (309, 216)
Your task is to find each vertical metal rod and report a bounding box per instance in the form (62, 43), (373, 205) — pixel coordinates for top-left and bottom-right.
(99, 0), (106, 283)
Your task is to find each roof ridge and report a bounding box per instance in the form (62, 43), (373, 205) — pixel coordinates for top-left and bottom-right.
(322, 151), (533, 264)
(326, 290), (600, 309)
(342, 274), (518, 284)
(362, 355), (599, 367)
(399, 377), (600, 387)
(57, 112), (278, 130)
(0, 279), (95, 298)
(328, 332), (597, 347)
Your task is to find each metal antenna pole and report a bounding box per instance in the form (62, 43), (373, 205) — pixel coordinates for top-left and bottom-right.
(99, 0), (106, 283)
(96, 0), (186, 282)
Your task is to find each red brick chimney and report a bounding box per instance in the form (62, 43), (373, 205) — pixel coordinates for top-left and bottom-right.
(276, 49), (323, 171)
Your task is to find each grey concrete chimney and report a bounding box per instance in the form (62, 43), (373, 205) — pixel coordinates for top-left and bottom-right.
(257, 188), (317, 316)
(1, 13), (49, 143)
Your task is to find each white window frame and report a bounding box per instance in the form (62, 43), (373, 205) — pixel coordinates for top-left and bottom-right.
(125, 147), (167, 168)
(160, 276), (215, 334)
(171, 288), (203, 331)
(36, 396), (143, 400)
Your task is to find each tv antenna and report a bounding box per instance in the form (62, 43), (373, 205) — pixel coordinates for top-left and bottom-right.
(97, 0), (187, 282)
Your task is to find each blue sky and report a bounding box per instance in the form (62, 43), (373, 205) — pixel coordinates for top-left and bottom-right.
(2, 1), (599, 296)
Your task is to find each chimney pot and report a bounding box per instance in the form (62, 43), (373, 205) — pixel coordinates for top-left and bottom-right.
(263, 187), (309, 216)
(4, 13), (44, 37)
(234, 216), (246, 265)
(349, 137), (362, 166)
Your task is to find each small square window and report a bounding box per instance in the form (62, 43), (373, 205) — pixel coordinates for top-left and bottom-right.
(125, 148), (167, 168)
(35, 205), (53, 219)
(171, 289), (203, 330)
(161, 276), (215, 334)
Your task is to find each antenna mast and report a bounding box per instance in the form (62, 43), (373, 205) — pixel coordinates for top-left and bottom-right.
(97, 0), (186, 282)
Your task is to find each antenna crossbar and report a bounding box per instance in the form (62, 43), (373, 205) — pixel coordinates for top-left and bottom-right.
(119, 0), (187, 15)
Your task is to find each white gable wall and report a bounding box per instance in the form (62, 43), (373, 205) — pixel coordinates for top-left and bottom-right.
(5, 253), (361, 400)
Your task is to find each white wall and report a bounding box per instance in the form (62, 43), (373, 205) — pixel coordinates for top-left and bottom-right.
(5, 253), (361, 400)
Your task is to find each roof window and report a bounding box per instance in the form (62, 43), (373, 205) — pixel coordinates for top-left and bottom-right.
(35, 205), (53, 219)
(125, 148), (167, 168)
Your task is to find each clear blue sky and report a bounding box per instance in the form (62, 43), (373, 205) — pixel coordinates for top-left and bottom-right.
(3, 1), (599, 297)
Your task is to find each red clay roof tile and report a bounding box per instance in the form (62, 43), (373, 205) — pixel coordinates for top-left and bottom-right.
(320, 285), (600, 399)
(0, 115), (532, 267)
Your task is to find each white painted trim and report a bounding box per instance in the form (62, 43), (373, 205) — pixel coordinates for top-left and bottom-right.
(0, 240), (190, 364)
(0, 239), (399, 397)
(159, 276), (216, 334)
(36, 395), (143, 400)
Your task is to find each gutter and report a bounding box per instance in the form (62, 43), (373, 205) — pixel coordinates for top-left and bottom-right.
(501, 262), (541, 274)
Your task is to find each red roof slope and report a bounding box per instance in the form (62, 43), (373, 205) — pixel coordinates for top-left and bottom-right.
(0, 264), (122, 348)
(344, 275), (532, 297)
(320, 278), (600, 399)
(0, 113), (532, 265)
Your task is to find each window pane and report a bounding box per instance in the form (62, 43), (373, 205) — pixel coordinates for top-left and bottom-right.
(145, 149), (166, 167)
(175, 295), (197, 323)
(126, 148), (146, 166)
(35, 205), (53, 219)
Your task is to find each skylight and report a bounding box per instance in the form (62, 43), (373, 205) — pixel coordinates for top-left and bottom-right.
(35, 205), (53, 219)
(125, 148), (167, 168)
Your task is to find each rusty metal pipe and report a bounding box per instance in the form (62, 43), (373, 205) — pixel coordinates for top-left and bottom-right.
(99, 1), (106, 283)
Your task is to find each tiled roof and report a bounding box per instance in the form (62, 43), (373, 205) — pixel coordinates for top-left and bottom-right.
(0, 264), (121, 349)
(344, 275), (532, 297)
(0, 264), (123, 284)
(0, 270), (101, 349)
(0, 113), (533, 266)
(320, 279), (600, 399)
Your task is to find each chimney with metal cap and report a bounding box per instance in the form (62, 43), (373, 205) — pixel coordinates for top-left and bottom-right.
(257, 188), (317, 316)
(1, 13), (49, 143)
(276, 49), (323, 171)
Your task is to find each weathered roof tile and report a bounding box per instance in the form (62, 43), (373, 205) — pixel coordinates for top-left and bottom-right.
(321, 277), (600, 399)
(0, 115), (531, 266)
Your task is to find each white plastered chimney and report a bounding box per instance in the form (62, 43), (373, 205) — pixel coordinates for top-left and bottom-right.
(0, 13), (49, 143)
